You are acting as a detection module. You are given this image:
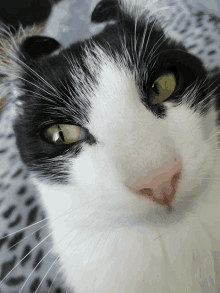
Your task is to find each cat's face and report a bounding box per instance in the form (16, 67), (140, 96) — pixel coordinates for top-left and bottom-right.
(1, 0), (220, 291)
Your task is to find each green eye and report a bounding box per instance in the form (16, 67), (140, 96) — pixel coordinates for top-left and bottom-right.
(150, 71), (176, 105)
(43, 124), (83, 145)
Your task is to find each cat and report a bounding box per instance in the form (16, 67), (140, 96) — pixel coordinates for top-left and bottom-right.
(1, 0), (220, 292)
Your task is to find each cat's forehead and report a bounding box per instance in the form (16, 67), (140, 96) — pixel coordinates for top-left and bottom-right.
(28, 15), (209, 124)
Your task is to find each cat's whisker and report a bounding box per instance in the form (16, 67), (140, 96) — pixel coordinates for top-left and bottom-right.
(24, 88), (63, 105)
(137, 15), (151, 66)
(0, 232), (53, 286)
(0, 30), (59, 96)
(6, 223), (48, 252)
(35, 213), (103, 293)
(34, 255), (60, 293)
(15, 56), (61, 96)
(47, 266), (63, 293)
(18, 210), (100, 292)
(17, 232), (58, 293)
(0, 218), (48, 240)
(142, 17), (158, 63)
(134, 10), (138, 64)
(146, 34), (166, 68)
(210, 148), (220, 155)
(206, 131), (220, 144)
(92, 228), (114, 293)
(6, 72), (61, 101)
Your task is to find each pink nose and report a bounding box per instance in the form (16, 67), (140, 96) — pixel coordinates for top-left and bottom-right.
(131, 155), (182, 207)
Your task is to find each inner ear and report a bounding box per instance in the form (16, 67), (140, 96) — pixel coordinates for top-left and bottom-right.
(91, 0), (119, 23)
(21, 36), (61, 59)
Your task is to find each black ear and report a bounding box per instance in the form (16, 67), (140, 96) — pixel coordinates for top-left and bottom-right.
(21, 36), (61, 59)
(91, 0), (119, 23)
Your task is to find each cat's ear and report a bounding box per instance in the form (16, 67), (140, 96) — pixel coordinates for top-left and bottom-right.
(20, 36), (61, 59)
(0, 26), (61, 82)
(0, 26), (61, 101)
(91, 0), (119, 23)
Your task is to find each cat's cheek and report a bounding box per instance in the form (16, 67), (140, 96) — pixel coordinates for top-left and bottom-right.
(71, 145), (125, 198)
(165, 105), (217, 199)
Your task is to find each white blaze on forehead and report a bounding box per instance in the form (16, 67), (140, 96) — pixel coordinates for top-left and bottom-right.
(85, 56), (156, 142)
(83, 54), (177, 184)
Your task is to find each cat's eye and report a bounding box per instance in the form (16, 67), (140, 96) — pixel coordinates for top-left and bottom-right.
(150, 71), (176, 104)
(43, 124), (84, 145)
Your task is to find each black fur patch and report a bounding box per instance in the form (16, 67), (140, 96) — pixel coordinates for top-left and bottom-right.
(14, 36), (96, 184)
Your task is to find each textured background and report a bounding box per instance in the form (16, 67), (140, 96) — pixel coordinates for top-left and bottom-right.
(43, 0), (220, 47)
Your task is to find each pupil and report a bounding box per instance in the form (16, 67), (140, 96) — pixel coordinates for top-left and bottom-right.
(57, 125), (65, 142)
(152, 82), (159, 95)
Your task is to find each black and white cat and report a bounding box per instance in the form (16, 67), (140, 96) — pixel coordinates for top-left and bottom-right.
(1, 0), (220, 292)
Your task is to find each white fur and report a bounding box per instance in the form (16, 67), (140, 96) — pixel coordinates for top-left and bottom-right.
(32, 47), (220, 292)
(1, 1), (219, 291)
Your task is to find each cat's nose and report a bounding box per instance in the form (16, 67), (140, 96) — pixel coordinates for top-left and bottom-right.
(131, 155), (182, 207)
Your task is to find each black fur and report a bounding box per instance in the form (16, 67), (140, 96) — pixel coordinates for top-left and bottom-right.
(91, 0), (119, 23)
(13, 3), (213, 185)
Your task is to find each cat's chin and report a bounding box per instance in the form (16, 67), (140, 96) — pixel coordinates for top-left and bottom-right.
(50, 198), (220, 293)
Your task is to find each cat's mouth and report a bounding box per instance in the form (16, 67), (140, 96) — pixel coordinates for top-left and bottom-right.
(129, 155), (182, 207)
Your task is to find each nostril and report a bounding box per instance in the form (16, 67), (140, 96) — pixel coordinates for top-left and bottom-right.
(130, 155), (182, 206)
(133, 170), (182, 206)
(171, 171), (182, 189)
(137, 188), (153, 197)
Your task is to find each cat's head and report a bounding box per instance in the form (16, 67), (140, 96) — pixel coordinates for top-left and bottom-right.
(0, 0), (219, 220)
(1, 1), (220, 291)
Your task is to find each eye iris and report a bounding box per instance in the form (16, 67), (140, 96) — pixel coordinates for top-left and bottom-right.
(151, 72), (176, 105)
(43, 124), (81, 145)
